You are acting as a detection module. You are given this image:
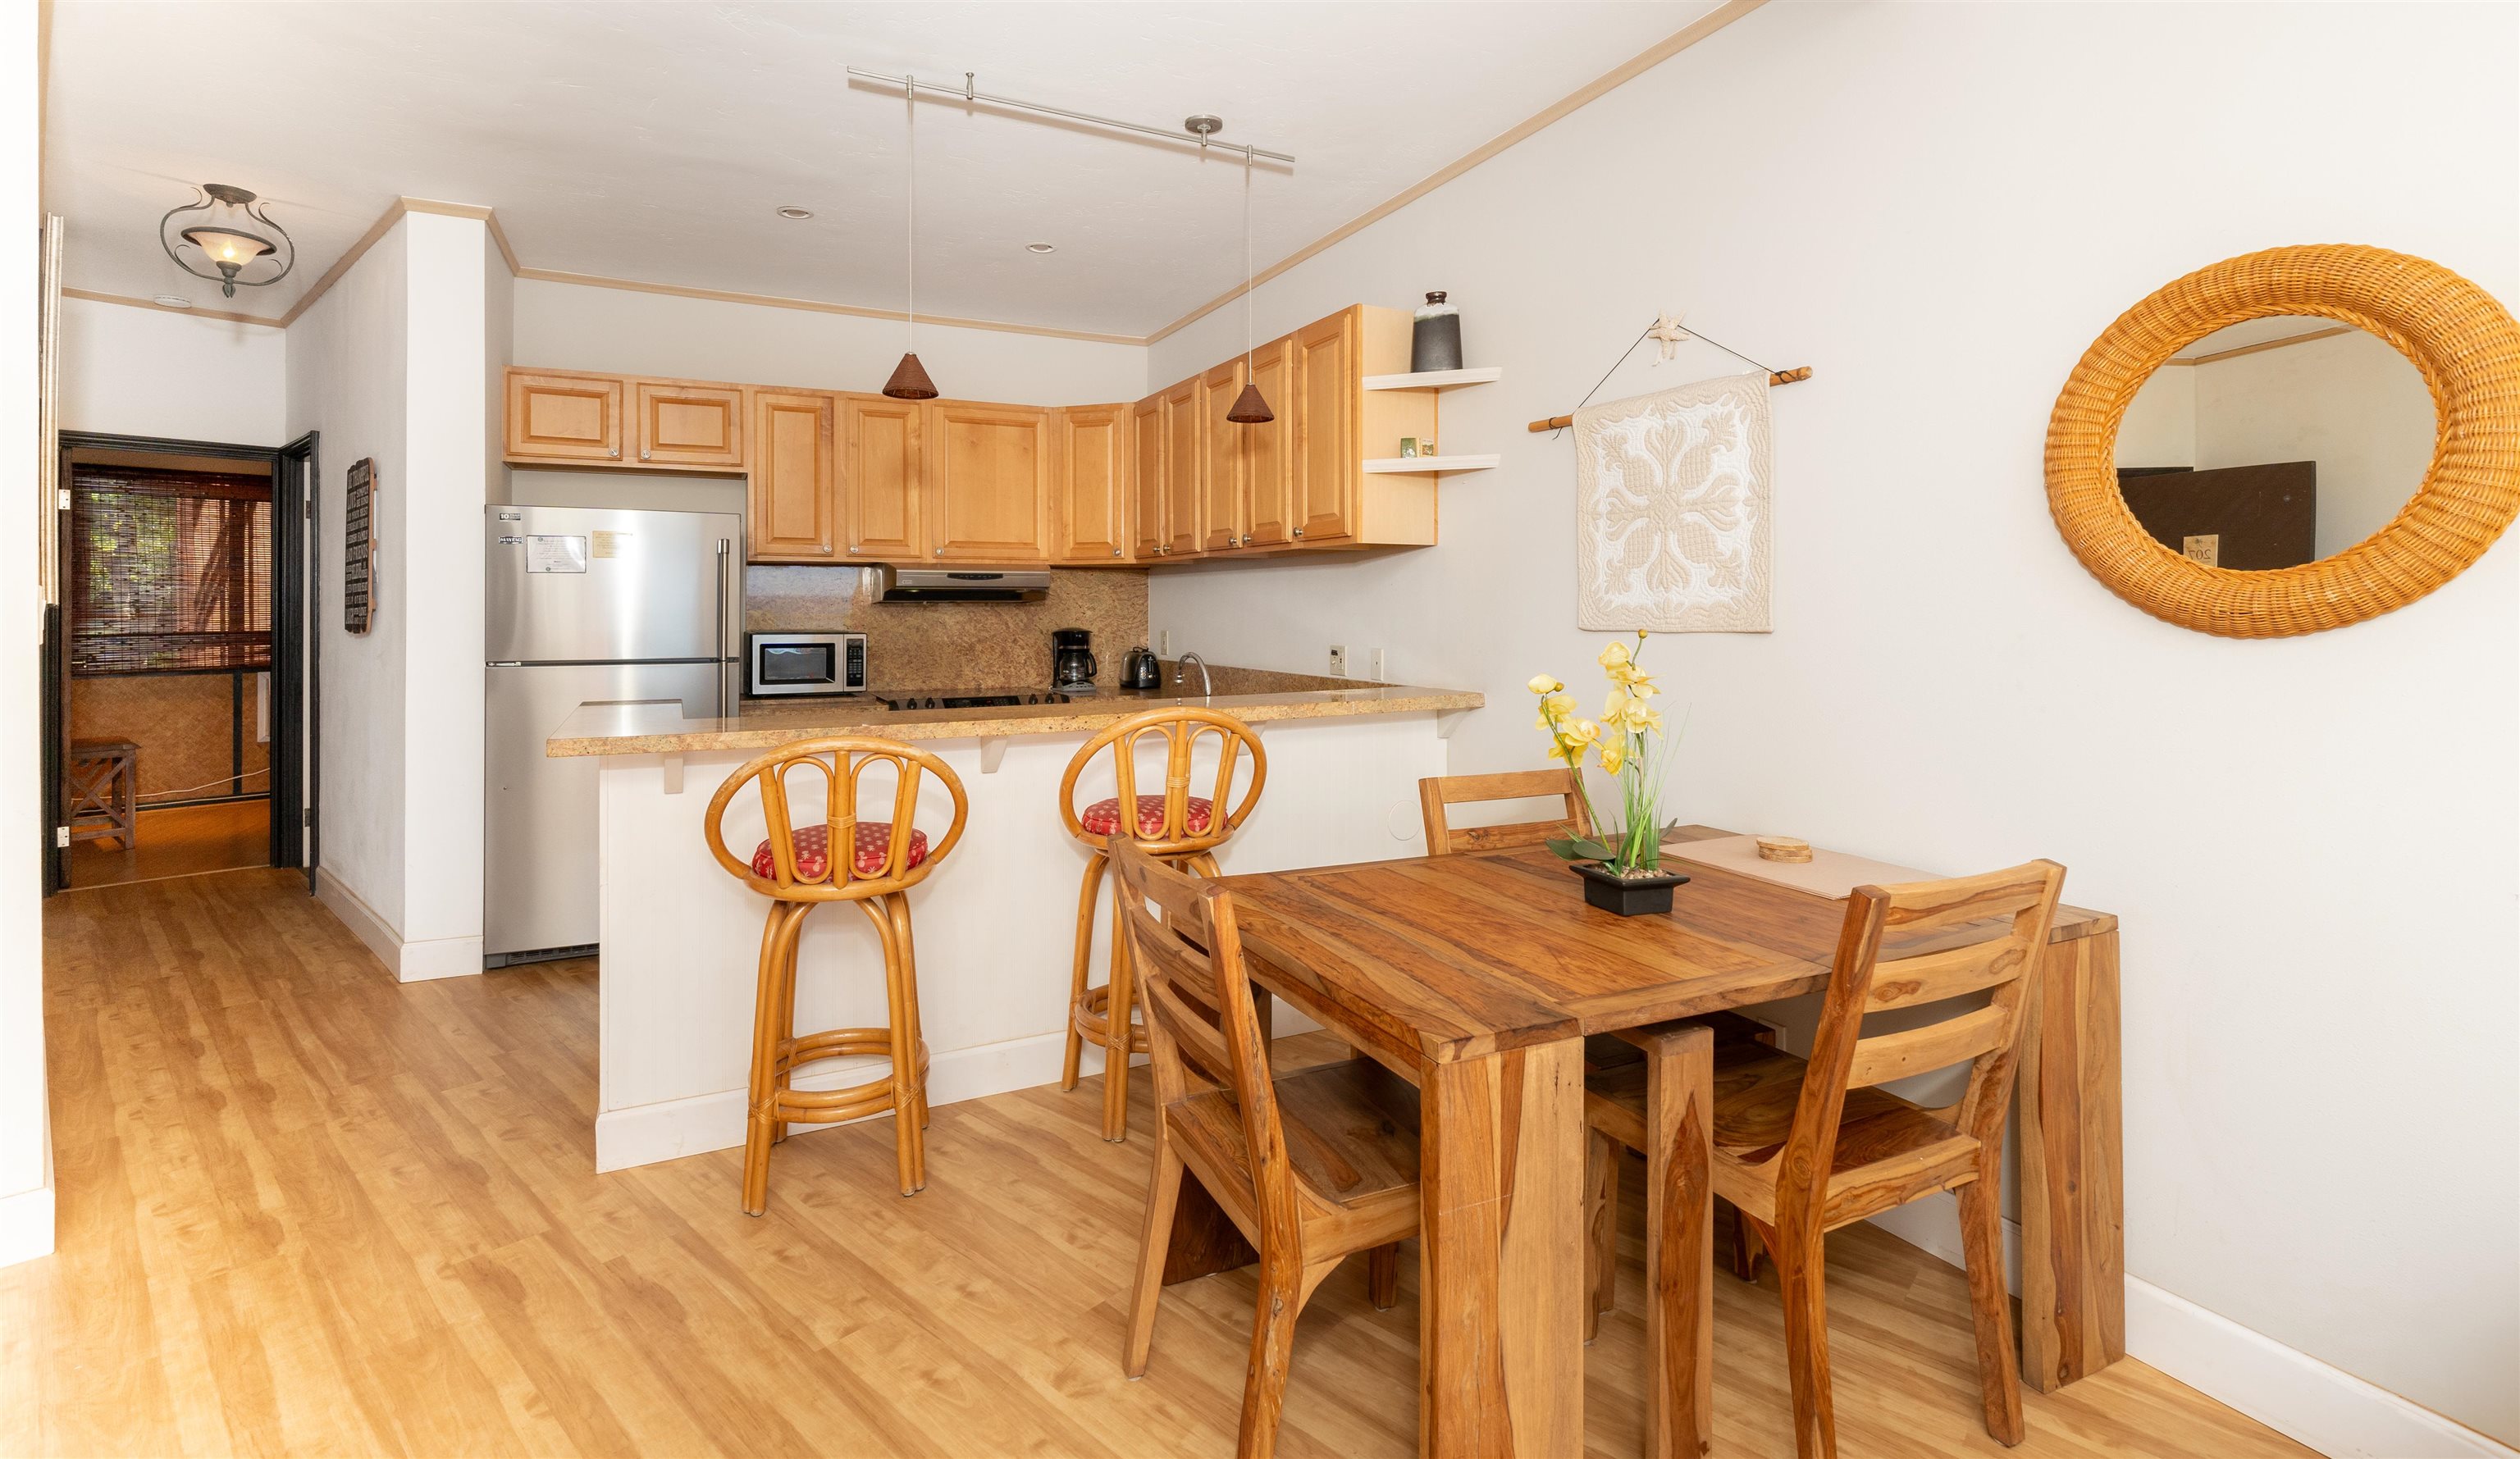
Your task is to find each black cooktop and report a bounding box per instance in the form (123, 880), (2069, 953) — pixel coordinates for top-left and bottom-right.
(873, 687), (1080, 711)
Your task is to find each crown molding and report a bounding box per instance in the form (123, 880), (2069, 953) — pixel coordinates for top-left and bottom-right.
(507, 267), (1144, 346)
(2162, 325), (2356, 367)
(1142, 0), (1773, 346)
(60, 287), (280, 329)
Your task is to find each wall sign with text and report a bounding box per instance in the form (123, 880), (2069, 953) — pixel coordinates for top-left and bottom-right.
(344, 458), (377, 636)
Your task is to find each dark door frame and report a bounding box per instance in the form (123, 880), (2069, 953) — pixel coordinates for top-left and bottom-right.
(48, 430), (316, 893)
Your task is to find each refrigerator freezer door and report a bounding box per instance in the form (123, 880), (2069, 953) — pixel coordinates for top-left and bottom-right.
(486, 505), (743, 665)
(485, 663), (721, 961)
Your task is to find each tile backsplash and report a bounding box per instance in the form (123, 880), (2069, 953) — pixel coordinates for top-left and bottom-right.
(746, 566), (1150, 690)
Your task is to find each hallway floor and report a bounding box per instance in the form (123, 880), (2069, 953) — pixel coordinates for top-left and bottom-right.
(65, 798), (268, 889)
(5, 869), (2314, 1458)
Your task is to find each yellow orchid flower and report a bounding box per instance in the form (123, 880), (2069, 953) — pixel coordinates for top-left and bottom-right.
(1597, 641), (1632, 673)
(1527, 674), (1564, 695)
(1534, 690), (1580, 732)
(1598, 737), (1626, 775)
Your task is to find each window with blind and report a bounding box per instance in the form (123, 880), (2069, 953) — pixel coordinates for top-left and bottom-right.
(70, 464), (273, 675)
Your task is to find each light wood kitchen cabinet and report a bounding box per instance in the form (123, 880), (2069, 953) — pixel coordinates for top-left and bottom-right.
(1293, 310), (1360, 543)
(630, 379), (744, 468)
(1243, 338), (1296, 548)
(1130, 393), (1167, 560)
(842, 394), (924, 562)
(1056, 404), (1132, 563)
(506, 369), (623, 463)
(1198, 360), (1247, 553)
(747, 390), (837, 561)
(924, 401), (1055, 563)
(1159, 376), (1202, 557)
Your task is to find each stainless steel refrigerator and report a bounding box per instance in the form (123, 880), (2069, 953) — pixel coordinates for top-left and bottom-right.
(484, 505), (741, 965)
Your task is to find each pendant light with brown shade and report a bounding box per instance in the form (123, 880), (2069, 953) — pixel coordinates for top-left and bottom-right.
(883, 75), (938, 400)
(1225, 144), (1273, 423)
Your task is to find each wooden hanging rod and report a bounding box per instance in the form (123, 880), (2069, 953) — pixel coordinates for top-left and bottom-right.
(1526, 366), (1813, 432)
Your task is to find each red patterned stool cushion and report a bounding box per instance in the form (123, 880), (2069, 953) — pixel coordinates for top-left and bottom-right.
(752, 821), (930, 881)
(1080, 794), (1215, 841)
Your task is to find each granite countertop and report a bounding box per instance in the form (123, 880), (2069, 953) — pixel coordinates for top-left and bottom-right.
(545, 664), (1483, 757)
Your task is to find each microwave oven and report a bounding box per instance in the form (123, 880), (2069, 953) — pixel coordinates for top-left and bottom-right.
(747, 631), (867, 698)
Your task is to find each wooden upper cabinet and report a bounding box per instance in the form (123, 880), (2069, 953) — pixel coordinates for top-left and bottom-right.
(631, 380), (744, 468)
(1130, 394), (1167, 560)
(1294, 308), (1362, 544)
(842, 394), (924, 562)
(924, 401), (1055, 563)
(1057, 404), (1132, 563)
(1199, 361), (1249, 552)
(1244, 338), (1296, 549)
(748, 390), (837, 561)
(507, 370), (623, 463)
(1159, 376), (1202, 557)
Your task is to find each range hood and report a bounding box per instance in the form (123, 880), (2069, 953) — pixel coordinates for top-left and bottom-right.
(874, 566), (1052, 604)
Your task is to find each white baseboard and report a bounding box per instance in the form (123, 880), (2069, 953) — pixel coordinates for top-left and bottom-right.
(2125, 1279), (2518, 1459)
(595, 1029), (1067, 1173)
(0, 1182), (56, 1269)
(1863, 1202), (2514, 1458)
(313, 869), (482, 983)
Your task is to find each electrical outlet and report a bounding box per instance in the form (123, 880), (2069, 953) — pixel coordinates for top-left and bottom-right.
(1328, 645), (1349, 677)
(1368, 648), (1388, 682)
(1159, 629), (1172, 656)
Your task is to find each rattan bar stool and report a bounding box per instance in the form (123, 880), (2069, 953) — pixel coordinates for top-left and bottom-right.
(704, 736), (968, 1213)
(1057, 706), (1266, 1142)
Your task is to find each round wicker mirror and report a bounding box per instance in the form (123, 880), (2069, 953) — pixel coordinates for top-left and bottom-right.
(2045, 244), (2520, 636)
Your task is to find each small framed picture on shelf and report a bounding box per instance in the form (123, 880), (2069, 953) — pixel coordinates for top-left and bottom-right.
(1399, 437), (1421, 458)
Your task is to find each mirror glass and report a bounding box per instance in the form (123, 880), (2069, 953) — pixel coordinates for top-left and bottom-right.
(2113, 317), (2436, 568)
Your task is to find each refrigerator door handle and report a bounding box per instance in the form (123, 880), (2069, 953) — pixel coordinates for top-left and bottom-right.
(715, 538), (731, 718)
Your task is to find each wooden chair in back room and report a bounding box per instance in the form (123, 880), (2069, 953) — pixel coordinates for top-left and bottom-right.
(703, 736), (969, 1214)
(1058, 705), (1266, 1141)
(1112, 838), (1417, 1459)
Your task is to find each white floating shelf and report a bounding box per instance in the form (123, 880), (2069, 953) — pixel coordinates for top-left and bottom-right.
(1362, 367), (1504, 391)
(1363, 454), (1500, 474)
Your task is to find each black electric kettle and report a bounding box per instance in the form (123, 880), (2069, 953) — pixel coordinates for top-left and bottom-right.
(1121, 645), (1162, 691)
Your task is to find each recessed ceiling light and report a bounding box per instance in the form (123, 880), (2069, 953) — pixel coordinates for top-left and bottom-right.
(775, 206), (814, 221)
(151, 294), (193, 308)
(1025, 241), (1056, 254)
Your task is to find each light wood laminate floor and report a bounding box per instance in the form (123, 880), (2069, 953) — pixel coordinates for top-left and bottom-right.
(65, 797), (268, 889)
(6, 868), (2313, 1459)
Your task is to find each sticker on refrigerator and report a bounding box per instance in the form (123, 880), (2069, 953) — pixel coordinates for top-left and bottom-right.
(590, 530), (629, 559)
(525, 535), (589, 573)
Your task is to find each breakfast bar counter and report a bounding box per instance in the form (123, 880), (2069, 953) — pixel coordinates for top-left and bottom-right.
(548, 666), (1482, 1174)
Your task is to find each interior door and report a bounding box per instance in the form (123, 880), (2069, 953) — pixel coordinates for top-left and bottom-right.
(2117, 461), (2317, 569)
(276, 431), (318, 885)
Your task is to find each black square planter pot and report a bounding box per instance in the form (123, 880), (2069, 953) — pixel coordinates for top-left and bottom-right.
(1571, 860), (1691, 916)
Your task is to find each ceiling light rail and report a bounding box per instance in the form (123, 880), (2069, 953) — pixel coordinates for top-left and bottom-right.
(843, 67), (1296, 168)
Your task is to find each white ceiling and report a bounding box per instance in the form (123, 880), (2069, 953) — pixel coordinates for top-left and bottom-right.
(44, 1), (1721, 335)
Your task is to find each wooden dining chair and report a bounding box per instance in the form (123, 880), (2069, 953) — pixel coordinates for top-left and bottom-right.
(1417, 769), (1774, 1347)
(1112, 838), (1417, 1459)
(1592, 859), (2066, 1459)
(703, 736), (969, 1214)
(1060, 706), (1267, 1142)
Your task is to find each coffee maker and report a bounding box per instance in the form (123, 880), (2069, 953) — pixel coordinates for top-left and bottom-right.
(1050, 628), (1098, 692)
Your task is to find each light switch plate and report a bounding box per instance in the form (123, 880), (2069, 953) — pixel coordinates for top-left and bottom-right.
(1369, 649), (1388, 681)
(1159, 629), (1173, 656)
(1328, 645), (1349, 677)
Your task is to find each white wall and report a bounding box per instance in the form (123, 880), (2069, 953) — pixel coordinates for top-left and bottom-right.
(2116, 365), (2195, 468)
(511, 279), (1146, 407)
(1150, 2), (2518, 1448)
(2197, 329), (2437, 554)
(287, 219), (410, 945)
(2, 1), (52, 1269)
(56, 295), (285, 445)
(284, 212), (494, 981)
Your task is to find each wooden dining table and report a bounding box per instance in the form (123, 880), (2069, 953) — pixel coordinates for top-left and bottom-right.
(1162, 826), (2123, 1458)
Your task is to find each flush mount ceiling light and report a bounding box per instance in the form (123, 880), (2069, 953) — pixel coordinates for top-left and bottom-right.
(775, 205), (815, 221)
(882, 75), (938, 401)
(1025, 241), (1057, 254)
(159, 183), (294, 299)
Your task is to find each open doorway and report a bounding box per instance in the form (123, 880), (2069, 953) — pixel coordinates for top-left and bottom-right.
(45, 431), (314, 893)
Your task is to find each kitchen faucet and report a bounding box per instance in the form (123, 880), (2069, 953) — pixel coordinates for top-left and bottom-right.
(1174, 652), (1212, 697)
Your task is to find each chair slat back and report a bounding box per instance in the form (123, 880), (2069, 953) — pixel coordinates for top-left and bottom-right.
(1778, 861), (2066, 1230)
(1418, 769), (1594, 855)
(1062, 708), (1269, 855)
(1109, 839), (1292, 1231)
(704, 736), (970, 902)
